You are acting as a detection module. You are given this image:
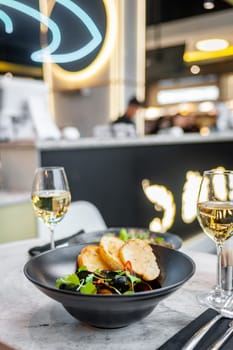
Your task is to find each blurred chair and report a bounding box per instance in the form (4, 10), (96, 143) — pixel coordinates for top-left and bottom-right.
(37, 200), (107, 240)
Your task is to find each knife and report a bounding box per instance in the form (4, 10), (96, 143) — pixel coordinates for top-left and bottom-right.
(181, 314), (223, 350)
(28, 229), (85, 256)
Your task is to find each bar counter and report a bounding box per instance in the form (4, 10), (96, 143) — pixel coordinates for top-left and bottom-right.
(0, 238), (214, 350)
(37, 130), (233, 149)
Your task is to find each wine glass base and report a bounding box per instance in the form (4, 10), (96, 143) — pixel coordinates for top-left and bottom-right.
(197, 289), (230, 311)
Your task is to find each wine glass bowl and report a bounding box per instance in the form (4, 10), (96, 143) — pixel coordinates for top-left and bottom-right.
(31, 167), (71, 249)
(197, 169), (233, 309)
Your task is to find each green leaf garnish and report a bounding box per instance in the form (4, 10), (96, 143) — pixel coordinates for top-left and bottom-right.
(119, 228), (129, 241)
(77, 265), (87, 272)
(80, 282), (97, 294)
(125, 271), (141, 284)
(123, 290), (134, 295)
(154, 236), (165, 242)
(86, 273), (94, 284)
(56, 273), (80, 289)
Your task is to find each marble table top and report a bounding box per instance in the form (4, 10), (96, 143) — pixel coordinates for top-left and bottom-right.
(0, 239), (216, 350)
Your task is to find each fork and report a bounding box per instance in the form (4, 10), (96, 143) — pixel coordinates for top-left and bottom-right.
(182, 294), (233, 350)
(208, 320), (233, 350)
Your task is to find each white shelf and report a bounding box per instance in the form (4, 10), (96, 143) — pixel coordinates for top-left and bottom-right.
(0, 191), (30, 207)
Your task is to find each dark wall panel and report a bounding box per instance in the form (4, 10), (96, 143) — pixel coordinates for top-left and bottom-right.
(41, 140), (233, 239)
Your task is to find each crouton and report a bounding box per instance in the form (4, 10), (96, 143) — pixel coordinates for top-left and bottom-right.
(119, 239), (160, 281)
(77, 245), (110, 272)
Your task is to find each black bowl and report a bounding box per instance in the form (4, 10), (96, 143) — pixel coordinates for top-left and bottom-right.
(74, 227), (183, 250)
(24, 243), (195, 328)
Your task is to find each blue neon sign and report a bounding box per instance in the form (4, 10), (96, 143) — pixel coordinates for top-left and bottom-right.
(0, 0), (103, 64)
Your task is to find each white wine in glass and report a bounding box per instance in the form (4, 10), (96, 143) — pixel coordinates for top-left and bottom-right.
(197, 169), (233, 309)
(31, 167), (71, 249)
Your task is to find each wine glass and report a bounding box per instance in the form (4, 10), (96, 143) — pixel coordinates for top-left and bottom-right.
(197, 169), (233, 310)
(31, 166), (71, 250)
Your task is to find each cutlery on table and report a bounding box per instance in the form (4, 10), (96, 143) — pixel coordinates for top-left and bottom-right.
(181, 294), (233, 350)
(208, 320), (233, 350)
(28, 229), (85, 256)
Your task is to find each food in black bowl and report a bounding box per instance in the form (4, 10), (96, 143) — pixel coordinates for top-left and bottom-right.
(57, 237), (162, 295)
(24, 241), (195, 329)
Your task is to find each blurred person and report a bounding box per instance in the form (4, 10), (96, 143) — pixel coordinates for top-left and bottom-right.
(113, 96), (144, 125)
(150, 116), (174, 135)
(216, 102), (232, 131)
(173, 113), (199, 133)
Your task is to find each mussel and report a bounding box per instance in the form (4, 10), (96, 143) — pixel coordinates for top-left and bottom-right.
(134, 281), (152, 292)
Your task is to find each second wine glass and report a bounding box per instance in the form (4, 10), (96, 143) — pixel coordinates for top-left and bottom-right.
(197, 169), (233, 310)
(31, 166), (71, 250)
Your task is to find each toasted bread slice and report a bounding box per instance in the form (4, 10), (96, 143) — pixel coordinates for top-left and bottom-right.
(99, 235), (124, 270)
(119, 239), (160, 281)
(77, 245), (110, 272)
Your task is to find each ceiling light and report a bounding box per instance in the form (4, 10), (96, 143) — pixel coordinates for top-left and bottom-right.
(190, 65), (200, 75)
(203, 0), (215, 10)
(183, 46), (233, 63)
(196, 39), (229, 52)
(198, 101), (215, 113)
(157, 86), (219, 105)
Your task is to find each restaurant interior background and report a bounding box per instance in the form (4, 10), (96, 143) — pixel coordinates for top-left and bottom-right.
(1, 0), (233, 246)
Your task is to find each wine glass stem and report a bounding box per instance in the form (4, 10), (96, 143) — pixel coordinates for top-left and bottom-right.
(216, 243), (223, 293)
(49, 225), (55, 250)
